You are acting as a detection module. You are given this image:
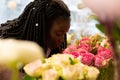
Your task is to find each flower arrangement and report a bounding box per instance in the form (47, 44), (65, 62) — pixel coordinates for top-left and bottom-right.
(23, 54), (99, 80)
(63, 34), (113, 68)
(22, 34), (113, 80)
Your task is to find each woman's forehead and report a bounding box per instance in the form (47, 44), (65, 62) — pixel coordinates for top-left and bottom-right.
(50, 16), (70, 31)
(53, 17), (70, 26)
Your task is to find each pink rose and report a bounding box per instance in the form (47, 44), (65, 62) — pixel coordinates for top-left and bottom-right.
(63, 48), (71, 54)
(97, 46), (112, 59)
(78, 49), (88, 55)
(94, 56), (104, 67)
(71, 52), (80, 58)
(78, 44), (91, 51)
(95, 56), (109, 68)
(80, 37), (91, 45)
(63, 44), (77, 54)
(80, 52), (95, 65)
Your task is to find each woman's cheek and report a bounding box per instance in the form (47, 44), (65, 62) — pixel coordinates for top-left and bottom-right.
(54, 37), (60, 45)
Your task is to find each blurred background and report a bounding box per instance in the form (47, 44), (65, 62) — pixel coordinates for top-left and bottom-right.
(0, 0), (101, 39)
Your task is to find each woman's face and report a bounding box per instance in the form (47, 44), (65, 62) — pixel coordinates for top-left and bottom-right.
(47, 17), (70, 49)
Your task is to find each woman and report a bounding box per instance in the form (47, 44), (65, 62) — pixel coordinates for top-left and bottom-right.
(0, 0), (70, 57)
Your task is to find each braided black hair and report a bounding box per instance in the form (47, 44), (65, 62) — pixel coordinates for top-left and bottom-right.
(0, 0), (70, 57)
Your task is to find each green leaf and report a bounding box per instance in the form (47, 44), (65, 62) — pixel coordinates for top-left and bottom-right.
(69, 57), (75, 65)
(112, 26), (120, 42)
(59, 76), (65, 80)
(23, 75), (37, 80)
(115, 18), (120, 29)
(97, 61), (114, 80)
(96, 24), (105, 33)
(37, 76), (42, 80)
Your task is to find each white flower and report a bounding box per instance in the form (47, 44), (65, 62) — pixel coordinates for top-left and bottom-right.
(86, 66), (100, 80)
(0, 39), (44, 67)
(24, 54), (99, 80)
(24, 59), (43, 77)
(46, 54), (75, 66)
(42, 69), (59, 80)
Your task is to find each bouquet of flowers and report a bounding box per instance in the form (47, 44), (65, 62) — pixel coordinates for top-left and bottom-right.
(23, 34), (112, 80)
(63, 34), (113, 68)
(23, 54), (99, 80)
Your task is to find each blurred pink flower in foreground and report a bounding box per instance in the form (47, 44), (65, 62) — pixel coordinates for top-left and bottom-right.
(83, 0), (120, 21)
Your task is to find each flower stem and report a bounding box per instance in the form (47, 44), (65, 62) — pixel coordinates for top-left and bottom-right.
(11, 68), (19, 80)
(104, 20), (120, 80)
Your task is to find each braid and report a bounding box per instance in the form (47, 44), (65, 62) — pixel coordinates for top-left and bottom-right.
(0, 0), (48, 51)
(0, 0), (70, 55)
(0, 2), (34, 38)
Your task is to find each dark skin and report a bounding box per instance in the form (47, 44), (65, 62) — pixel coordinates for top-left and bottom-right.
(47, 17), (70, 49)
